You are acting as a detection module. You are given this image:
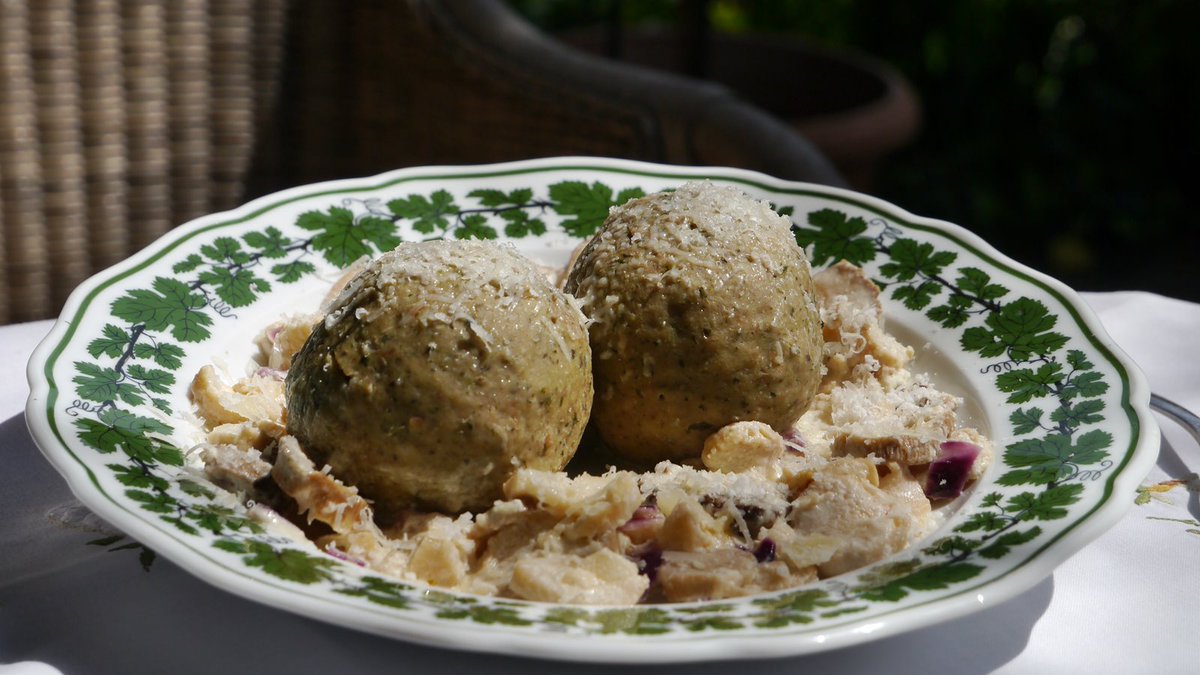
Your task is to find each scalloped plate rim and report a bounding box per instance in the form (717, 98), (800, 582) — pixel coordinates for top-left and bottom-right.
(24, 156), (1159, 663)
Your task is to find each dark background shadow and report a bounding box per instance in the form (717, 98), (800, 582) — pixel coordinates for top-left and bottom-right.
(513, 0), (1200, 302)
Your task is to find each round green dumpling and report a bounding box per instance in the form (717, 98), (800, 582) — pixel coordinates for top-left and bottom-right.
(286, 241), (593, 516)
(565, 181), (823, 462)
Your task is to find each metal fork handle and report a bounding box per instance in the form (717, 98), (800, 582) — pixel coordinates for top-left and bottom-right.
(1150, 393), (1200, 445)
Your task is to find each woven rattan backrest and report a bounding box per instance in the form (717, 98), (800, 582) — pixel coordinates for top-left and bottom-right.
(0, 0), (287, 323)
(3, 0), (843, 324)
(245, 1), (842, 210)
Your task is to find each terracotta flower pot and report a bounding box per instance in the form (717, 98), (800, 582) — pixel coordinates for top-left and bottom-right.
(563, 26), (921, 190)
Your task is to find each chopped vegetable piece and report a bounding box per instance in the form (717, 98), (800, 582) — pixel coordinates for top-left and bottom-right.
(782, 429), (807, 454)
(924, 441), (982, 500)
(754, 538), (777, 563)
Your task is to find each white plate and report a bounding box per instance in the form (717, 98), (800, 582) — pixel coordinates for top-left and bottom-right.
(25, 157), (1158, 662)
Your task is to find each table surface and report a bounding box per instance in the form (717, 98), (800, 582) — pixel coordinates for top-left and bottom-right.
(2, 291), (1197, 675)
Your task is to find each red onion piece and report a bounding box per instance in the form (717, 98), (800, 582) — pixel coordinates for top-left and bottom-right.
(255, 367), (286, 381)
(629, 503), (660, 522)
(618, 502), (663, 539)
(782, 429), (807, 454)
(628, 543), (663, 581)
(754, 538), (777, 563)
(924, 441), (981, 500)
(618, 516), (662, 541)
(323, 546), (366, 567)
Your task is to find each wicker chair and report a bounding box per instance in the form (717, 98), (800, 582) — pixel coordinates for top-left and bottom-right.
(0, 0), (843, 324)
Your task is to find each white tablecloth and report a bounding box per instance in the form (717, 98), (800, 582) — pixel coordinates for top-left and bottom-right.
(2, 292), (1197, 674)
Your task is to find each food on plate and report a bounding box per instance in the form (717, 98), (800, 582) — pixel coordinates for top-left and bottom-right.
(190, 185), (991, 606)
(283, 240), (593, 515)
(564, 181), (823, 462)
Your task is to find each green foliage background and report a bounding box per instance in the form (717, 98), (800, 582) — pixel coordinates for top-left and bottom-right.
(512, 0), (1199, 300)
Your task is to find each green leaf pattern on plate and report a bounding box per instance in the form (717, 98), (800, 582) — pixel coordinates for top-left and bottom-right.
(797, 207), (1112, 602)
(58, 179), (1119, 635)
